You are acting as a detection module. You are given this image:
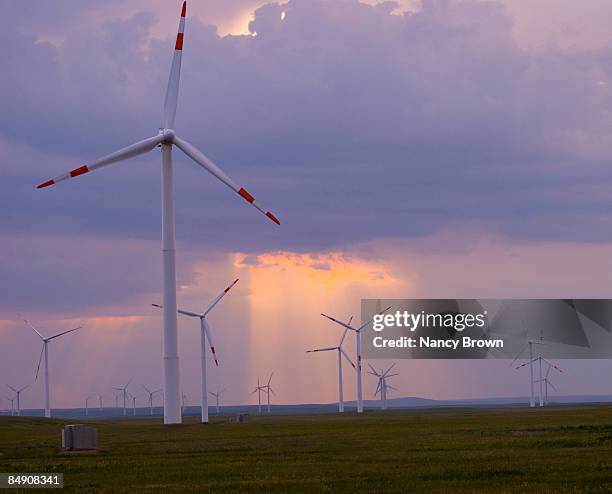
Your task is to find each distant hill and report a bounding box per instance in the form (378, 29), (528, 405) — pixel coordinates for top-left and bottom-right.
(5, 394), (611, 419)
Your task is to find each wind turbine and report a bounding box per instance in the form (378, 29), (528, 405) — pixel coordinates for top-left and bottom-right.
(24, 319), (82, 418)
(512, 337), (549, 407)
(97, 392), (104, 413)
(306, 317), (355, 412)
(127, 392), (137, 416)
(85, 396), (91, 417)
(263, 373), (276, 413)
(517, 357), (562, 407)
(209, 387), (226, 414)
(367, 363), (399, 410)
(251, 378), (265, 414)
(4, 395), (16, 416)
(182, 393), (188, 415)
(142, 385), (162, 416)
(112, 379), (131, 417)
(153, 278), (239, 424)
(534, 361), (562, 406)
(6, 385), (29, 417)
(35, 1), (280, 425)
(321, 306), (392, 413)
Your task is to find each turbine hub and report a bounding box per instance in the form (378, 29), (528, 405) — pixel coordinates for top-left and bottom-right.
(162, 128), (176, 143)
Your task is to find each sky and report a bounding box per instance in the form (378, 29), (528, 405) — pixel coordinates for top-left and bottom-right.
(2, 0), (612, 410)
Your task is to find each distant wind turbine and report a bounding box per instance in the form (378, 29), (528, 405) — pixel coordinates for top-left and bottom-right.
(4, 395), (16, 416)
(35, 1), (280, 425)
(534, 361), (562, 406)
(97, 392), (104, 413)
(127, 392), (137, 416)
(321, 306), (392, 413)
(367, 363), (399, 410)
(24, 319), (82, 418)
(512, 335), (550, 407)
(263, 373), (276, 413)
(517, 356), (562, 407)
(142, 385), (162, 416)
(251, 378), (265, 414)
(307, 316), (355, 412)
(153, 278), (239, 424)
(209, 387), (226, 414)
(6, 384), (28, 417)
(112, 379), (132, 417)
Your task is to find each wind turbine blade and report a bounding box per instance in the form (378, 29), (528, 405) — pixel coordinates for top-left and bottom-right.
(515, 361), (531, 370)
(306, 347), (337, 353)
(549, 381), (558, 391)
(385, 373), (400, 378)
(47, 326), (82, 341)
(541, 358), (563, 373)
(19, 384), (29, 392)
(36, 135), (164, 189)
(340, 348), (355, 368)
(173, 135), (280, 225)
(177, 309), (201, 318)
(202, 319), (219, 366)
(24, 319), (44, 340)
(267, 373), (274, 386)
(367, 363), (379, 375)
(34, 345), (44, 381)
(338, 317), (353, 347)
(164, 1), (187, 129)
(320, 313), (356, 332)
(142, 385), (151, 394)
(203, 279), (239, 316)
(366, 371), (378, 376)
(382, 363), (396, 377)
(269, 387), (277, 396)
(511, 344), (529, 366)
(357, 306), (393, 332)
(387, 385), (398, 391)
(6, 385), (17, 393)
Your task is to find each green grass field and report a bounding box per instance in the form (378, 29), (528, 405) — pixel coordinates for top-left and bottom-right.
(1, 406), (612, 493)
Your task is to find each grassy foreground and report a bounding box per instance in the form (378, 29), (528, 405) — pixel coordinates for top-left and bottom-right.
(1, 406), (612, 493)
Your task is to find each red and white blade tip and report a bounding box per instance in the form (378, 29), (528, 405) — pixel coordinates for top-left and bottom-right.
(224, 279), (239, 293)
(37, 164), (90, 189)
(238, 187), (280, 225)
(152, 303), (162, 308)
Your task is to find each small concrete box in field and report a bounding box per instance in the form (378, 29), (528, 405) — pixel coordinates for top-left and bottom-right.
(62, 424), (97, 451)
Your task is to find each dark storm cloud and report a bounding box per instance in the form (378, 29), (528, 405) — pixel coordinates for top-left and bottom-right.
(2, 0), (612, 253)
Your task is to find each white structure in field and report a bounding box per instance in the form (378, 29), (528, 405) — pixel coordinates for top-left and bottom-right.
(36, 0), (280, 425)
(321, 306), (392, 413)
(209, 388), (226, 414)
(112, 379), (131, 417)
(367, 363), (399, 410)
(307, 317), (355, 412)
(153, 279), (239, 424)
(24, 319), (82, 418)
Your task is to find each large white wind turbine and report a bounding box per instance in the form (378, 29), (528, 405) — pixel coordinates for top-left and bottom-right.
(6, 384), (28, 417)
(142, 385), (162, 416)
(153, 278), (239, 424)
(306, 317), (355, 412)
(209, 387), (226, 414)
(36, 1), (280, 425)
(112, 379), (131, 417)
(24, 319), (82, 418)
(367, 363), (399, 410)
(321, 306), (392, 413)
